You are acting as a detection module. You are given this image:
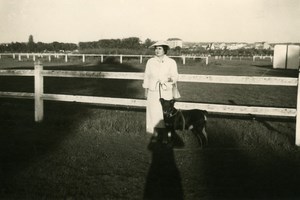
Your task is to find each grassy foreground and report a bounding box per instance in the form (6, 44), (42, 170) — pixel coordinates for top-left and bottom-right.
(0, 99), (299, 199)
(1, 58), (300, 199)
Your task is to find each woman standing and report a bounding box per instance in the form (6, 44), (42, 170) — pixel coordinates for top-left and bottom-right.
(142, 41), (180, 135)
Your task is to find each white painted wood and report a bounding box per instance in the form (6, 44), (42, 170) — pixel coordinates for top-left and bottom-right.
(0, 70), (297, 86)
(178, 74), (297, 86)
(176, 102), (296, 117)
(0, 70), (34, 76)
(0, 91), (34, 99)
(0, 53), (209, 65)
(34, 61), (44, 122)
(42, 94), (146, 107)
(296, 70), (300, 146)
(40, 94), (296, 117)
(41, 70), (145, 79)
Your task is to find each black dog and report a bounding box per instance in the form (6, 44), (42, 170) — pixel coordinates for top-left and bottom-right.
(160, 98), (208, 147)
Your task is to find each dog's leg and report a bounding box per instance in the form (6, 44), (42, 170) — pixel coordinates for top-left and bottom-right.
(192, 123), (208, 148)
(192, 129), (203, 148)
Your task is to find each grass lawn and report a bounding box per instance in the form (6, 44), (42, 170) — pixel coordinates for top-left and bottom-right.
(1, 57), (300, 199)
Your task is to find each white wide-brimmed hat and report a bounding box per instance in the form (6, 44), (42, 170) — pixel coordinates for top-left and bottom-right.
(149, 41), (170, 48)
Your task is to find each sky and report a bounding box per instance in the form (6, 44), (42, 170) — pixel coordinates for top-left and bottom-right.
(0, 0), (299, 44)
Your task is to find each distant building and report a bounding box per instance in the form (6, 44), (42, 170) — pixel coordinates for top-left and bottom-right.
(219, 43), (227, 50)
(167, 38), (183, 49)
(227, 43), (247, 50)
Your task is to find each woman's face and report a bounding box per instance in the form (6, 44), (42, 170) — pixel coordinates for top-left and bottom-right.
(155, 46), (165, 57)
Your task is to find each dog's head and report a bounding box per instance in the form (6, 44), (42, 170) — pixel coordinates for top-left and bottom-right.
(159, 98), (176, 119)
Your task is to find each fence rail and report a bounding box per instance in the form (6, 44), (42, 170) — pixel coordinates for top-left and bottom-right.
(0, 61), (300, 145)
(0, 53), (209, 65)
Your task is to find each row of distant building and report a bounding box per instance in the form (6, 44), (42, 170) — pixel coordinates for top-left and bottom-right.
(166, 38), (300, 50)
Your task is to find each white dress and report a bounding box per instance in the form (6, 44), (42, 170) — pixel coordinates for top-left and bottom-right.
(142, 55), (179, 134)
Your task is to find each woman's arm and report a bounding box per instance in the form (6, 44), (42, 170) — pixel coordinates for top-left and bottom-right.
(169, 60), (179, 84)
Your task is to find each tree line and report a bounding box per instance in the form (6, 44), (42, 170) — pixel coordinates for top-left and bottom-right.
(0, 35), (153, 54)
(0, 35), (274, 56)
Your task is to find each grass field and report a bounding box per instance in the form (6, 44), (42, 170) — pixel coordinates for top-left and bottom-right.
(1, 57), (300, 199)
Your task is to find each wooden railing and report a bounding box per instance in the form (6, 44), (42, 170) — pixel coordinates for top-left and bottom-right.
(0, 61), (299, 145)
(0, 53), (209, 65)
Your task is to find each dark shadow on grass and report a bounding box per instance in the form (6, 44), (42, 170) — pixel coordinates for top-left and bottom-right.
(201, 115), (300, 199)
(0, 99), (92, 197)
(144, 129), (184, 200)
(0, 61), (143, 198)
(251, 65), (298, 77)
(228, 99), (295, 144)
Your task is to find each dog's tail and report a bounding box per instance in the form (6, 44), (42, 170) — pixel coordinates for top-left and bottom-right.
(203, 110), (208, 122)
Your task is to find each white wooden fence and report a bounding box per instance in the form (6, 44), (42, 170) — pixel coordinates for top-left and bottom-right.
(0, 53), (209, 65)
(0, 61), (299, 146)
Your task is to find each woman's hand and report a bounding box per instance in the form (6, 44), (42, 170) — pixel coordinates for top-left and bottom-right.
(159, 78), (173, 84)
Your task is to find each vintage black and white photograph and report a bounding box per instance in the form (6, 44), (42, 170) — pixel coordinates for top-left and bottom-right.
(0, 0), (300, 199)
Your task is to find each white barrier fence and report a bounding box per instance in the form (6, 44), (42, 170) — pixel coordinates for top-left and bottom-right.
(0, 53), (209, 65)
(0, 61), (299, 145)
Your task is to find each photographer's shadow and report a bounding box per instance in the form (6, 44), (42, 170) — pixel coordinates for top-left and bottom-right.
(144, 129), (184, 200)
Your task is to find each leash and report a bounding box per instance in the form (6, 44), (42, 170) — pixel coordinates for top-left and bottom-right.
(178, 109), (186, 131)
(157, 80), (185, 131)
(157, 81), (167, 99)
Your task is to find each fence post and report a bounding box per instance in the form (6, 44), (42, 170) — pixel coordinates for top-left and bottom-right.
(48, 55), (51, 62)
(140, 55), (143, 64)
(34, 61), (44, 122)
(82, 54), (85, 63)
(120, 55), (123, 64)
(295, 69), (300, 146)
(101, 55), (104, 63)
(18, 54), (21, 61)
(206, 57), (208, 65)
(65, 54), (68, 62)
(182, 56), (186, 65)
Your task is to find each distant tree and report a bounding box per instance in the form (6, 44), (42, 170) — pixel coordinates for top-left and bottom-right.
(144, 38), (154, 48)
(121, 37), (141, 49)
(28, 35), (34, 43)
(174, 46), (181, 55)
(28, 35), (35, 52)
